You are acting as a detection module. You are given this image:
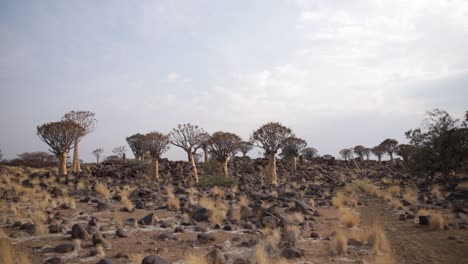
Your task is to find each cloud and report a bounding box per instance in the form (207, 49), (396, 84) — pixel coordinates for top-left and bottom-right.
(167, 72), (179, 81)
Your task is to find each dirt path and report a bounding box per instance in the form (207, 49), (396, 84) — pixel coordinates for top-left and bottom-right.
(358, 196), (468, 264)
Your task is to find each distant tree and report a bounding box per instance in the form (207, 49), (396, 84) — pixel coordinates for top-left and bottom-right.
(0, 149), (3, 161)
(17, 151), (58, 167)
(112, 146), (127, 161)
(207, 131), (242, 177)
(239, 141), (253, 157)
(198, 132), (211, 164)
(126, 133), (146, 161)
(141, 132), (170, 179)
(301, 147), (318, 161)
(371, 145), (385, 163)
(91, 148), (104, 163)
(62, 110), (97, 173)
(395, 144), (414, 162)
(169, 123), (206, 183)
(339, 148), (353, 162)
(353, 145), (365, 162)
(362, 148), (371, 160)
(380, 139), (398, 165)
(37, 121), (84, 176)
(251, 122), (294, 185)
(280, 137), (307, 171)
(194, 153), (203, 163)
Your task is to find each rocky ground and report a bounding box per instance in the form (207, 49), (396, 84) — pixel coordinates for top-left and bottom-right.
(1, 158), (467, 264)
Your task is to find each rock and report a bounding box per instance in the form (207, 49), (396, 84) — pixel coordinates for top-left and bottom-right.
(25, 223), (36, 235)
(261, 216), (277, 228)
(141, 255), (170, 264)
(89, 218), (98, 226)
(191, 206), (210, 222)
(54, 243), (75, 253)
(48, 224), (63, 233)
(92, 233), (111, 249)
(206, 247), (226, 264)
(310, 232), (320, 239)
(71, 224), (89, 240)
(96, 202), (111, 212)
(281, 247), (303, 259)
(347, 238), (363, 246)
(419, 215), (430, 225)
(97, 258), (114, 264)
(158, 232), (173, 241)
(116, 228), (130, 238)
(44, 257), (61, 264)
(232, 258), (248, 264)
(197, 232), (215, 244)
(138, 213), (155, 226)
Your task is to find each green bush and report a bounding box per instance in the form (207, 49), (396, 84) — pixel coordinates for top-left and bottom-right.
(199, 174), (236, 187)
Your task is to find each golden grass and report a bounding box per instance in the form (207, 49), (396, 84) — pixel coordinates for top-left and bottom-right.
(388, 185), (401, 196)
(210, 208), (227, 226)
(339, 208), (360, 228)
(187, 187), (197, 205)
(431, 185), (444, 202)
(364, 254), (396, 264)
(417, 208), (429, 216)
(231, 206), (241, 222)
(167, 185), (180, 211)
(183, 251), (209, 264)
(353, 222), (391, 254)
(0, 237), (30, 264)
(402, 187), (418, 205)
(120, 190), (133, 211)
(129, 253), (145, 264)
(282, 225), (300, 246)
(211, 186), (225, 199)
(333, 191), (358, 208)
(239, 195), (249, 207)
(96, 244), (105, 257)
(430, 211), (447, 230)
(286, 212), (304, 224)
(389, 198), (404, 210)
(95, 182), (110, 199)
(333, 229), (347, 256)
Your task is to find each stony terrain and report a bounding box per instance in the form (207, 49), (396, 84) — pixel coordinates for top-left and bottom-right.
(1, 158), (467, 264)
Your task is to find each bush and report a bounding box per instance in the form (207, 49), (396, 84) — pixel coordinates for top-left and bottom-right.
(199, 175), (236, 187)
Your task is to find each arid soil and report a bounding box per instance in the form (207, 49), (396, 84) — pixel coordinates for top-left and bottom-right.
(1, 159), (467, 264)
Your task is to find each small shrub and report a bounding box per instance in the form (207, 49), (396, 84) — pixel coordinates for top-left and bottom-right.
(129, 253), (145, 264)
(184, 251), (209, 264)
(95, 182), (110, 199)
(333, 229), (347, 255)
(388, 185), (401, 196)
(199, 175), (236, 187)
(282, 225), (300, 246)
(339, 208), (360, 228)
(430, 211), (447, 230)
(403, 187), (418, 205)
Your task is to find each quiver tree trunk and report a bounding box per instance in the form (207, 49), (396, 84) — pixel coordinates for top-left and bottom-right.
(72, 141), (81, 173)
(187, 151), (199, 183)
(389, 153), (395, 165)
(352, 158), (360, 169)
(203, 148), (209, 164)
(266, 152), (278, 185)
(149, 158), (160, 179)
(292, 157), (297, 171)
(58, 153), (68, 176)
(222, 159), (229, 177)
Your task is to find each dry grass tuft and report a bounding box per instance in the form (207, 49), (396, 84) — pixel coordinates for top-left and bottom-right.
(431, 185), (444, 202)
(183, 251), (209, 264)
(211, 186), (225, 199)
(239, 195), (249, 207)
(287, 212), (304, 224)
(129, 253), (145, 264)
(95, 182), (110, 199)
(389, 198), (404, 210)
(96, 244), (105, 257)
(282, 225), (300, 246)
(430, 211), (447, 230)
(418, 208), (429, 216)
(333, 229), (348, 256)
(353, 222), (391, 254)
(403, 187), (418, 205)
(120, 190), (133, 211)
(167, 185), (180, 211)
(339, 208), (360, 228)
(388, 185), (401, 196)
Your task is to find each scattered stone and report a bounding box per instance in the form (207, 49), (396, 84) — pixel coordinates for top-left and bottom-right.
(419, 215), (430, 225)
(71, 224), (90, 240)
(96, 202), (111, 212)
(281, 247), (303, 259)
(116, 228), (130, 238)
(206, 247), (226, 264)
(54, 243), (75, 253)
(197, 232), (216, 244)
(44, 257), (61, 264)
(141, 255), (170, 264)
(138, 213), (155, 226)
(97, 258), (114, 264)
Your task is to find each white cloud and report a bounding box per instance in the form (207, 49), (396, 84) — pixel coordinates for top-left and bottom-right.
(167, 72), (179, 81)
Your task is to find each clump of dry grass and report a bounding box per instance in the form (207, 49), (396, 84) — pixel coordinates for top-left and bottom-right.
(389, 198), (403, 210)
(183, 251), (209, 264)
(364, 254), (396, 264)
(239, 195), (249, 207)
(388, 185), (401, 196)
(211, 186), (225, 199)
(339, 208), (360, 228)
(282, 225), (300, 246)
(129, 253), (145, 264)
(403, 187), (418, 205)
(31, 210), (48, 235)
(430, 210), (447, 230)
(333, 229), (347, 256)
(96, 244), (105, 257)
(286, 212), (304, 224)
(0, 228), (30, 264)
(166, 185), (180, 211)
(187, 187), (197, 206)
(431, 185), (444, 202)
(353, 222), (391, 254)
(353, 180), (379, 196)
(95, 182), (110, 199)
(333, 192), (358, 208)
(231, 206), (242, 222)
(120, 190), (133, 211)
(417, 208), (429, 216)
(252, 230), (280, 264)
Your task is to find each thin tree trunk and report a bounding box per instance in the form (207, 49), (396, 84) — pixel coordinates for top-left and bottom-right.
(352, 158), (360, 169)
(378, 156), (382, 163)
(267, 152), (278, 185)
(292, 157), (297, 171)
(58, 153), (67, 176)
(151, 158), (159, 179)
(72, 141), (81, 173)
(390, 153), (395, 165)
(188, 151), (199, 183)
(223, 159), (229, 177)
(203, 148), (209, 164)
(96, 156), (99, 163)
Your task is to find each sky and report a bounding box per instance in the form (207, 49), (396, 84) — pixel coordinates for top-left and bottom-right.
(1, 0), (467, 162)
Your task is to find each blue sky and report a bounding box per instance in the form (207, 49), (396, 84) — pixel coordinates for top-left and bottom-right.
(1, 0), (467, 161)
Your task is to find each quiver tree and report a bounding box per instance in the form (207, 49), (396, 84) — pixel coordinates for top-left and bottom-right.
(37, 121), (84, 176)
(207, 131), (241, 177)
(380, 139), (398, 165)
(91, 148), (104, 163)
(126, 133), (145, 160)
(142, 132), (170, 179)
(112, 146), (127, 161)
(353, 145), (365, 162)
(280, 137), (307, 171)
(301, 147), (318, 161)
(62, 110), (96, 173)
(371, 145), (385, 163)
(199, 132), (211, 164)
(169, 123), (206, 183)
(239, 141), (253, 157)
(363, 148), (371, 160)
(250, 122), (294, 185)
(339, 148), (360, 169)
